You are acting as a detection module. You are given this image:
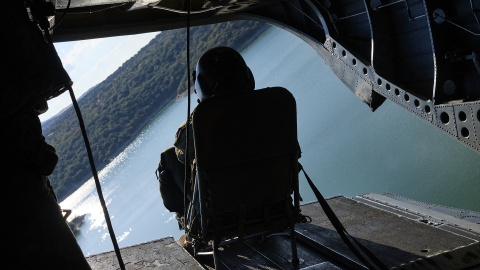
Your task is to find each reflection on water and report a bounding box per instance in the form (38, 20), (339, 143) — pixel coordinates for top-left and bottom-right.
(60, 98), (189, 255)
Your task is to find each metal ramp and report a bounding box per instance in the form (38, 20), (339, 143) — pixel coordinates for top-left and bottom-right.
(86, 237), (203, 270)
(86, 194), (480, 269)
(356, 193), (480, 238)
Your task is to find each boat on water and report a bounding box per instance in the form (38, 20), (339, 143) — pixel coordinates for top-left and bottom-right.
(6, 0), (480, 269)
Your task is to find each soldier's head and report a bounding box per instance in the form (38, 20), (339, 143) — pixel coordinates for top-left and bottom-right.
(194, 47), (254, 102)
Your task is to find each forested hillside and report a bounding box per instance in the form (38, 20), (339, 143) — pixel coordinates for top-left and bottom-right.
(44, 21), (269, 201)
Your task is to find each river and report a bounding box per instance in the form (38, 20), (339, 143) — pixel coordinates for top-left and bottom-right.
(60, 26), (480, 256)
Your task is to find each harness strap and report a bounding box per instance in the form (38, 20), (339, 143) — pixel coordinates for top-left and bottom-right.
(299, 163), (388, 270)
(238, 204), (246, 242)
(263, 204), (271, 232)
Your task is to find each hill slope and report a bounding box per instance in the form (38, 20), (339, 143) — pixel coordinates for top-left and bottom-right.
(44, 21), (269, 201)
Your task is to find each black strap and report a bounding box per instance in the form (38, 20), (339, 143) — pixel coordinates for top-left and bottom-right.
(299, 163), (388, 270)
(183, 0), (192, 235)
(238, 204), (246, 242)
(69, 86), (126, 270)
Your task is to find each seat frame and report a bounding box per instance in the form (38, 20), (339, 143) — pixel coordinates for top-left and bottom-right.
(186, 87), (301, 268)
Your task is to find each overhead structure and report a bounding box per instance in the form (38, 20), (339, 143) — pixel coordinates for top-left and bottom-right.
(50, 0), (480, 153)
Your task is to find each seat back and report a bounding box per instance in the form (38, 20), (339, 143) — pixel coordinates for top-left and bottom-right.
(190, 87), (300, 242)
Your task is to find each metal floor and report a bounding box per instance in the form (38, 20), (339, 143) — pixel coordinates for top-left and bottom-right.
(87, 194), (480, 270)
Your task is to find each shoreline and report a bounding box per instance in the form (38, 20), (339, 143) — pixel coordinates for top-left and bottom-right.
(57, 91), (177, 202)
(57, 24), (271, 202)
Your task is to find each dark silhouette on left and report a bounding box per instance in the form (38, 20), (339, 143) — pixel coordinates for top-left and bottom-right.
(2, 1), (91, 269)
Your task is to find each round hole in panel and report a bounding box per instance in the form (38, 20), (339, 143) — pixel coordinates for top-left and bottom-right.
(425, 105), (431, 114)
(414, 99), (420, 107)
(461, 127), (470, 138)
(377, 78), (382, 86)
(458, 111), (467, 122)
(342, 50), (346, 57)
(332, 42), (337, 49)
(440, 112), (450, 124)
(404, 94), (410, 101)
(386, 84), (391, 91)
(363, 67), (368, 75)
(395, 88), (400, 96)
(352, 58), (357, 66)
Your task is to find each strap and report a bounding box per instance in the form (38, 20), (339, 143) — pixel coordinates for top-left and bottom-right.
(68, 86), (126, 270)
(238, 204), (246, 242)
(299, 163), (388, 270)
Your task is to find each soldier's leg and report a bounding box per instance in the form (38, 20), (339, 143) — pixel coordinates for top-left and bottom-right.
(157, 147), (186, 213)
(2, 171), (91, 270)
(1, 111), (90, 269)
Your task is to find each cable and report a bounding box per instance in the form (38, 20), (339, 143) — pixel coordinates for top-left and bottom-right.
(65, 3), (131, 14)
(150, 4), (220, 14)
(68, 86), (126, 270)
(49, 0), (71, 31)
(433, 11), (480, 36)
(184, 0), (192, 234)
(285, 0), (324, 30)
(470, 0), (480, 32)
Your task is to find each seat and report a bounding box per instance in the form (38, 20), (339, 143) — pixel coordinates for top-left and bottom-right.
(186, 87), (301, 268)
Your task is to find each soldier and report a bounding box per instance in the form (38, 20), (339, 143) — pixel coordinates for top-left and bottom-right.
(156, 46), (255, 228)
(2, 1), (91, 269)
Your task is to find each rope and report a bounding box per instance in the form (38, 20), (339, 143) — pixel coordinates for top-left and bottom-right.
(49, 0), (71, 31)
(183, 0), (192, 233)
(68, 86), (126, 270)
(433, 11), (480, 36)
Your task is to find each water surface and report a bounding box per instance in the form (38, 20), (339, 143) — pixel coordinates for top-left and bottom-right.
(60, 26), (480, 256)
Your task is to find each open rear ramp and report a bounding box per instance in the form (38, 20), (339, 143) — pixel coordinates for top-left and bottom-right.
(86, 237), (203, 269)
(86, 194), (480, 269)
(213, 195), (479, 269)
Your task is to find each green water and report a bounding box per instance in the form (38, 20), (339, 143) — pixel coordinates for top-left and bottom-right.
(61, 25), (480, 256)
(242, 27), (480, 212)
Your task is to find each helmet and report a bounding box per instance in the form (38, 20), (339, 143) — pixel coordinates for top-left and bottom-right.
(195, 47), (254, 102)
